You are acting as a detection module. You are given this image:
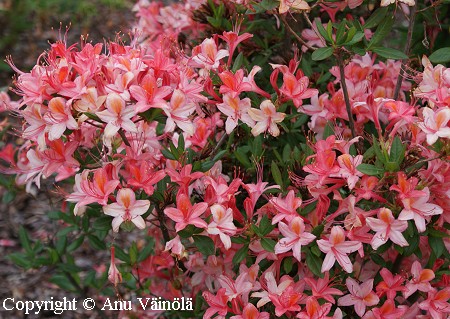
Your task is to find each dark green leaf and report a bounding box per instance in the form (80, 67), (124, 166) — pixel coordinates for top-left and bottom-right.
(18, 226), (32, 255)
(429, 236), (445, 258)
(283, 257), (293, 273)
(429, 47), (450, 64)
(232, 244), (249, 264)
(372, 47), (408, 60)
(178, 225), (204, 238)
(306, 251), (323, 277)
(50, 275), (76, 291)
(315, 19), (331, 43)
(271, 162), (284, 189)
(260, 238), (276, 253)
(357, 163), (385, 176)
(193, 235), (215, 256)
(364, 7), (389, 29)
(368, 16), (394, 49)
(138, 238), (155, 262)
(259, 215), (275, 236)
(232, 52), (244, 72)
(67, 235), (85, 252)
(92, 216), (113, 231)
(87, 234), (106, 250)
(312, 47), (334, 61)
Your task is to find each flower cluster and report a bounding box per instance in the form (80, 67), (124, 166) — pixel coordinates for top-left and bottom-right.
(1, 0), (450, 318)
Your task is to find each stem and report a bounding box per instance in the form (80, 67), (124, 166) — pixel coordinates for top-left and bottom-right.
(393, 2), (417, 100)
(155, 204), (188, 273)
(279, 15), (316, 51)
(118, 129), (131, 147)
(336, 52), (356, 139)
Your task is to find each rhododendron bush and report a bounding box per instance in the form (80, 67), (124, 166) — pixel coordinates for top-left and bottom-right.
(1, 0), (450, 317)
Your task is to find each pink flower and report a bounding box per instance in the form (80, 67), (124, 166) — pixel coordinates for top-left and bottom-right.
(275, 217), (316, 262)
(96, 93), (137, 144)
(164, 193), (208, 232)
(317, 226), (362, 273)
(304, 272), (344, 304)
(164, 235), (185, 257)
(270, 190), (303, 224)
(219, 31), (253, 67)
(207, 204), (237, 250)
(108, 246), (122, 286)
(279, 0), (310, 14)
(279, 72), (318, 108)
(334, 154), (363, 190)
(381, 0), (415, 7)
(103, 188), (150, 232)
(398, 187), (443, 233)
(43, 97), (78, 141)
(296, 297), (333, 319)
(418, 288), (450, 319)
(338, 278), (379, 317)
(230, 304), (269, 319)
(162, 89), (196, 135)
(217, 93), (255, 134)
(203, 288), (230, 319)
(417, 107), (450, 145)
(404, 261), (435, 298)
(67, 166), (120, 216)
(248, 100), (285, 137)
(366, 207), (409, 249)
(191, 38), (229, 70)
(376, 268), (406, 300)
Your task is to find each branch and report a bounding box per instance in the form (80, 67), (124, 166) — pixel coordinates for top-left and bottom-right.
(393, 2), (418, 100)
(279, 14), (316, 51)
(336, 52), (357, 139)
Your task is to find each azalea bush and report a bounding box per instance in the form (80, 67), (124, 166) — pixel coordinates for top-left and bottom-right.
(1, 0), (450, 318)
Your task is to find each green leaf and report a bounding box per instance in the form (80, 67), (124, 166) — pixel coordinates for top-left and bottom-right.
(283, 257), (293, 273)
(130, 242), (138, 265)
(87, 234), (106, 250)
(113, 245), (130, 264)
(311, 47), (334, 61)
(138, 238), (155, 262)
(389, 136), (405, 164)
(372, 47), (408, 60)
(259, 215), (275, 236)
(161, 148), (177, 160)
(92, 216), (113, 231)
(260, 238), (276, 253)
(306, 250), (323, 277)
(9, 253), (32, 268)
(234, 148), (252, 168)
(367, 16), (394, 50)
(429, 236), (445, 258)
(50, 275), (76, 291)
(67, 235), (85, 252)
(316, 19), (331, 43)
(232, 52), (244, 72)
(232, 244), (249, 264)
(345, 31), (365, 46)
(178, 225), (204, 238)
(18, 226), (32, 255)
(193, 235), (215, 256)
(357, 163), (385, 176)
(271, 162), (284, 189)
(429, 47), (450, 64)
(364, 7), (389, 29)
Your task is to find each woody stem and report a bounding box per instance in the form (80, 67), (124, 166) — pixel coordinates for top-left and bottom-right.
(393, 2), (417, 100)
(336, 52), (357, 139)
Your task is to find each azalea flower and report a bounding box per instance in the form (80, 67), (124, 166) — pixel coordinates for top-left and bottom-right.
(418, 288), (450, 319)
(103, 188), (150, 232)
(164, 193), (208, 232)
(230, 303), (269, 319)
(108, 246), (122, 286)
(279, 0), (310, 14)
(398, 187), (443, 233)
(270, 190), (303, 224)
(317, 226), (362, 273)
(217, 93), (255, 134)
(338, 278), (379, 317)
(304, 272), (344, 304)
(375, 268), (406, 300)
(191, 38), (229, 70)
(274, 217), (316, 262)
(96, 93), (137, 144)
(381, 0), (415, 7)
(417, 107), (450, 145)
(203, 288), (230, 319)
(366, 207), (409, 249)
(43, 97), (78, 141)
(248, 100), (286, 137)
(207, 204), (237, 250)
(404, 261), (435, 298)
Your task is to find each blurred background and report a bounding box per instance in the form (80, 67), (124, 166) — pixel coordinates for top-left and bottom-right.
(0, 0), (135, 88)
